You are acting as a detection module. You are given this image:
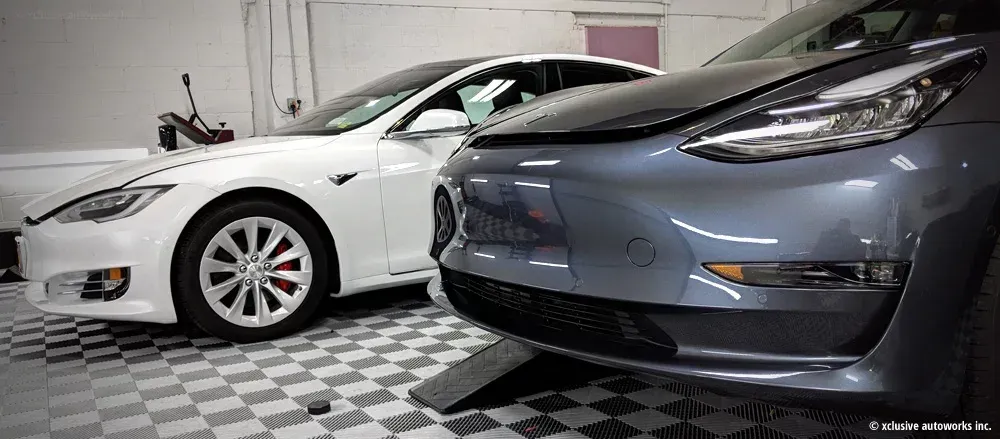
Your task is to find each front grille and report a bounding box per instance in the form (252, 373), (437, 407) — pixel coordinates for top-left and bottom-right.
(441, 267), (676, 360)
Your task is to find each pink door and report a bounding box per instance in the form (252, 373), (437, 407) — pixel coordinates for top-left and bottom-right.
(585, 27), (660, 69)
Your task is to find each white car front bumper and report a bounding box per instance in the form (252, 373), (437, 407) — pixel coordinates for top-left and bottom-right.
(19, 183), (219, 324)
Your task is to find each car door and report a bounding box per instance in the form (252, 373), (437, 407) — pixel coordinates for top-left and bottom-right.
(377, 63), (545, 274)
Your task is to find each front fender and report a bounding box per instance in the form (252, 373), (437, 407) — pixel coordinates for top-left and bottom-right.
(128, 144), (388, 283)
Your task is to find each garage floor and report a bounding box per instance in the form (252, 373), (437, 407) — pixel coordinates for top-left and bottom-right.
(0, 281), (914, 439)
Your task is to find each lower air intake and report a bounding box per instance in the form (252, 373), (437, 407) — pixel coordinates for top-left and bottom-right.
(440, 266), (677, 361)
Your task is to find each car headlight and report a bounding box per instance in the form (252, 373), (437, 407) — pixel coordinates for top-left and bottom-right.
(54, 186), (174, 224)
(680, 48), (984, 161)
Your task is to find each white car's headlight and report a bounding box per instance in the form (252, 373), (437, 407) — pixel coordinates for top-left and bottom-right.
(680, 48), (984, 161)
(55, 186), (174, 224)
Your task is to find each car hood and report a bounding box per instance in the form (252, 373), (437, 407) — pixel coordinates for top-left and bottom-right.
(22, 135), (333, 219)
(470, 50), (869, 139)
(469, 83), (616, 135)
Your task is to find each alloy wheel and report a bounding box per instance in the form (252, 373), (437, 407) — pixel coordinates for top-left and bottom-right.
(199, 217), (312, 328)
(434, 194), (454, 244)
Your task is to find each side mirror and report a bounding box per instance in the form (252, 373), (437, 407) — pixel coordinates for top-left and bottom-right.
(388, 109), (471, 140)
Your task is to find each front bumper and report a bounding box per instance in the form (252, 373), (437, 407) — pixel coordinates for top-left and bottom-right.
(19, 183), (219, 324)
(429, 123), (1000, 414)
(430, 271), (918, 413)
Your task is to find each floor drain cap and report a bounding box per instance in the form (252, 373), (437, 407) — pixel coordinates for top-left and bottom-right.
(308, 400), (331, 415)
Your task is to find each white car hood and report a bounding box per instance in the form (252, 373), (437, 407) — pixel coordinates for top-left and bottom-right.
(22, 135), (333, 219)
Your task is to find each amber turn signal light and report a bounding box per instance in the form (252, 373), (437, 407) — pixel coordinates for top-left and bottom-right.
(704, 262), (909, 290)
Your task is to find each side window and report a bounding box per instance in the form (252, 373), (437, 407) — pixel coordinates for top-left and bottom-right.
(782, 10), (908, 55)
(328, 91), (416, 129)
(931, 13), (957, 38)
(558, 63), (636, 89)
(405, 65), (542, 129)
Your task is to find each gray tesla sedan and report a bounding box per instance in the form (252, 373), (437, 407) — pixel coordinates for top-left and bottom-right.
(428, 0), (1000, 423)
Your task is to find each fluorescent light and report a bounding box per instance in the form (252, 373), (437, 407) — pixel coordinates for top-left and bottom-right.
(529, 261), (568, 268)
(518, 160), (560, 167)
(469, 80), (505, 103)
(699, 370), (805, 379)
(470, 179), (489, 183)
(514, 182), (550, 189)
(909, 37), (956, 50)
(834, 39), (863, 50)
(889, 158), (909, 171)
(942, 47), (979, 60)
(699, 349), (755, 357)
(472, 156), (480, 160)
(474, 253), (495, 259)
(678, 123), (706, 134)
(380, 162), (420, 173)
(671, 218), (778, 244)
(689, 275), (741, 300)
(479, 80), (516, 103)
(844, 179), (878, 188)
(891, 154), (917, 170)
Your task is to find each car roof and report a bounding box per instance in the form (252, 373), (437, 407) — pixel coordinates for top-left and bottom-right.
(412, 54), (665, 76)
(414, 56), (509, 69)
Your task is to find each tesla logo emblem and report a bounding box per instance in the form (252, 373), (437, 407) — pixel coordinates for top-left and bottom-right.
(434, 194), (454, 244)
(524, 113), (556, 126)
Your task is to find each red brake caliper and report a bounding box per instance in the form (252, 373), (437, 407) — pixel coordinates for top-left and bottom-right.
(274, 242), (293, 292)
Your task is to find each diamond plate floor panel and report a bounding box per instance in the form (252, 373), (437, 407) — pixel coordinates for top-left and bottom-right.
(0, 282), (925, 439)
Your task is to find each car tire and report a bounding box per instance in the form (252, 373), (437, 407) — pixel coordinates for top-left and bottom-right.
(172, 199), (330, 343)
(955, 243), (1000, 431)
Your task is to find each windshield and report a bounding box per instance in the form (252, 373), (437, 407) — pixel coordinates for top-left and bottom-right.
(710, 0), (1000, 65)
(271, 66), (459, 136)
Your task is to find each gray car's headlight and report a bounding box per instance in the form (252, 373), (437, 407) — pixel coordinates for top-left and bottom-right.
(55, 186), (174, 224)
(680, 48), (984, 162)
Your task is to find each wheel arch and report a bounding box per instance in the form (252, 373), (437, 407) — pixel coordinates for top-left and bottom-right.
(169, 186), (343, 315)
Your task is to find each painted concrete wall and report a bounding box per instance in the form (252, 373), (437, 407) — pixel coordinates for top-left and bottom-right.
(0, 0), (809, 151)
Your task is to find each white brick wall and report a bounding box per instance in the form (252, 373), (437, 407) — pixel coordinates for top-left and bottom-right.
(665, 0), (768, 72)
(0, 0), (253, 153)
(0, 0), (809, 153)
(308, 3), (584, 102)
(665, 0), (816, 72)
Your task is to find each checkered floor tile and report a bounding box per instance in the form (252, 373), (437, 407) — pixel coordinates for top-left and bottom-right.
(0, 282), (923, 439)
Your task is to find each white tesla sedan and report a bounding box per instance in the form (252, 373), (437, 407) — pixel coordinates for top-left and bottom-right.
(16, 54), (662, 342)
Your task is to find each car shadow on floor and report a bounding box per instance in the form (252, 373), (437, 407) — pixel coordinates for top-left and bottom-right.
(107, 282), (435, 341)
(316, 283), (432, 319)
